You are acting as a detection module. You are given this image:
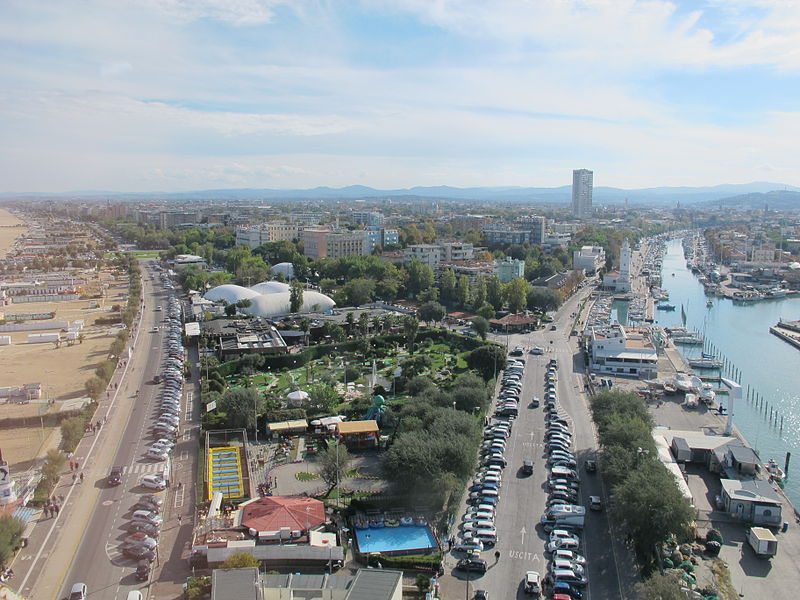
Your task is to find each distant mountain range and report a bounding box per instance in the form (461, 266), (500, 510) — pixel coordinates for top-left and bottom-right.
(707, 189), (800, 210)
(3, 181), (799, 205)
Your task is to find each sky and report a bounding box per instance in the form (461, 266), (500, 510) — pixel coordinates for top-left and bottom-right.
(3, 0), (800, 193)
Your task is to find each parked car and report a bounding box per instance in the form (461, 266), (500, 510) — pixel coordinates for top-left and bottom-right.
(140, 475), (167, 490)
(122, 545), (156, 562)
(456, 558), (487, 573)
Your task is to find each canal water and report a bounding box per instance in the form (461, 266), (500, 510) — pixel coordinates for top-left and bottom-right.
(656, 238), (800, 507)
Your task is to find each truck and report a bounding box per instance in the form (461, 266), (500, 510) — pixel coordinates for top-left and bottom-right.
(747, 527), (778, 558)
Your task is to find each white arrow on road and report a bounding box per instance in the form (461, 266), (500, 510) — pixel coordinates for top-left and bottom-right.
(520, 526), (526, 544)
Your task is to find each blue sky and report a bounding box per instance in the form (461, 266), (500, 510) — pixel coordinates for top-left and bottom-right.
(2, 0), (800, 192)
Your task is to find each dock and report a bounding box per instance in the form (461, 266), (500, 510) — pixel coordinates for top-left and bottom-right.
(769, 325), (800, 351)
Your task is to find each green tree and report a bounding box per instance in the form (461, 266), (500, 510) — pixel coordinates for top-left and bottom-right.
(220, 552), (261, 568)
(635, 572), (687, 600)
(319, 441), (353, 493)
(85, 376), (105, 400)
(342, 278), (376, 306)
(61, 416), (85, 452)
(527, 287), (562, 313)
(612, 459), (695, 565)
(418, 301), (446, 325)
(471, 316), (489, 340)
(466, 344), (506, 380)
(406, 258), (434, 297)
(486, 275), (504, 311)
(504, 277), (530, 314)
(0, 515), (25, 567)
(403, 315), (419, 352)
(306, 384), (341, 415)
(235, 255), (269, 286)
(224, 303), (237, 317)
(471, 277), (487, 309)
(41, 449), (67, 485)
(219, 388), (262, 430)
(439, 268), (456, 303)
(290, 279), (304, 313)
(476, 303), (495, 320)
(455, 274), (471, 307)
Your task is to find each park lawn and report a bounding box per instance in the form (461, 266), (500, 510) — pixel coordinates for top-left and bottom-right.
(130, 250), (163, 258)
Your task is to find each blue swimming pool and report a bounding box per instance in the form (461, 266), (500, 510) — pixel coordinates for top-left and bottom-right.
(354, 525), (438, 554)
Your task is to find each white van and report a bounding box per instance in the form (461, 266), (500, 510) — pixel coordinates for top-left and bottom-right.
(474, 528), (498, 545)
(550, 465), (579, 480)
(126, 592), (143, 600)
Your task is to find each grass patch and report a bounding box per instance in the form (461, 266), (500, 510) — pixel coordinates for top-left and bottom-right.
(343, 469), (360, 478)
(296, 471), (320, 481)
(129, 250), (163, 258)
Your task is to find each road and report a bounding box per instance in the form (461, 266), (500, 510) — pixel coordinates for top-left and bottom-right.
(444, 284), (634, 599)
(12, 261), (194, 600)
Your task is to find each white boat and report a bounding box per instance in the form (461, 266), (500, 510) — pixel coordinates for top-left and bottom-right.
(673, 334), (704, 345)
(688, 358), (723, 369)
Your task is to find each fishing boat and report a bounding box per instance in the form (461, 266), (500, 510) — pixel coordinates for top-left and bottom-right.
(656, 304), (677, 311)
(706, 300), (713, 307)
(766, 459), (787, 487)
(688, 357), (723, 369)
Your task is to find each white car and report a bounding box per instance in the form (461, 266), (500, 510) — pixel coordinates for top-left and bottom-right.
(145, 449), (169, 462)
(140, 475), (167, 490)
(132, 510), (163, 527)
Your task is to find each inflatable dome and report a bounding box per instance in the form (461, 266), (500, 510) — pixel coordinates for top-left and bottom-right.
(270, 262), (295, 279)
(204, 284), (260, 304)
(241, 291), (336, 318)
(250, 281), (291, 294)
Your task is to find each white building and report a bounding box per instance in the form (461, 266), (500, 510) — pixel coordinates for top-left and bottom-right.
(573, 246), (606, 274)
(572, 169), (593, 219)
(442, 242), (475, 261)
(589, 323), (657, 378)
(403, 244), (443, 267)
(235, 223), (302, 248)
(602, 239), (631, 292)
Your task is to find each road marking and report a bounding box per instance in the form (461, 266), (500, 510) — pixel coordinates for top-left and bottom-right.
(508, 549), (539, 561)
(520, 526), (526, 544)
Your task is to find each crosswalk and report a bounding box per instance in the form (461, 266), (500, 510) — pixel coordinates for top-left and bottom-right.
(123, 462), (169, 475)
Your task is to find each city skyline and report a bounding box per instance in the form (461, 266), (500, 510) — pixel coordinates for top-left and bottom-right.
(3, 1), (800, 193)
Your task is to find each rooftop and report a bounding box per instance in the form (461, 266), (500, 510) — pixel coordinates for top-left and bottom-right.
(720, 479), (782, 505)
(239, 495), (326, 533)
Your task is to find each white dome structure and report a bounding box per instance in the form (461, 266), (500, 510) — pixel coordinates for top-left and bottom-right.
(270, 262), (295, 279)
(241, 291), (336, 318)
(250, 281), (291, 294)
(204, 284), (260, 304)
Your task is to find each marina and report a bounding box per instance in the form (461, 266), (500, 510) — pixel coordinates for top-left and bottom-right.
(655, 237), (800, 507)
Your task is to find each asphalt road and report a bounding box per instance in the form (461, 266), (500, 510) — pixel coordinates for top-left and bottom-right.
(447, 285), (632, 599)
(54, 264), (182, 600)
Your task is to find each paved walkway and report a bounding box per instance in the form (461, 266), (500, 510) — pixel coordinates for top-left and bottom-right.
(270, 453), (387, 497)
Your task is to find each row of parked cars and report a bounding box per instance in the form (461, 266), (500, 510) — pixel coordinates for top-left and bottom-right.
(537, 357), (589, 599)
(146, 296), (184, 465)
(453, 351), (527, 576)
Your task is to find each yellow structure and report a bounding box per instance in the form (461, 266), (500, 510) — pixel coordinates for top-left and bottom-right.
(207, 446), (245, 500)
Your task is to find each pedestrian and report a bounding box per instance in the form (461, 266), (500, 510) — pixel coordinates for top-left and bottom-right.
(43, 506), (50, 519)
(72, 473), (77, 484)
(80, 472), (84, 483)
(177, 515), (182, 525)
(75, 461), (79, 470)
(104, 416), (107, 424)
(54, 504), (60, 515)
(59, 494), (64, 504)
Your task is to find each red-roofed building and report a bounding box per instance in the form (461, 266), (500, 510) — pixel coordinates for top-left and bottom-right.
(240, 495), (326, 536)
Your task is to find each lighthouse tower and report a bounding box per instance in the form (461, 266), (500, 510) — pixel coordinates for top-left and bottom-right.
(619, 238), (632, 292)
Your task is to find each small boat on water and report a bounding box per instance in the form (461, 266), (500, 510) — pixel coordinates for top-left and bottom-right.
(673, 334), (704, 345)
(701, 352), (715, 359)
(706, 300), (713, 307)
(657, 304), (677, 311)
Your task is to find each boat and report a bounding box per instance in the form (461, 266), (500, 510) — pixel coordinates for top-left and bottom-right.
(766, 459), (787, 487)
(672, 334), (704, 345)
(663, 381), (677, 394)
(354, 520), (369, 530)
(706, 300), (713, 307)
(701, 352), (715, 359)
(657, 304), (677, 311)
(414, 516), (428, 526)
(400, 516), (414, 526)
(688, 358), (723, 369)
